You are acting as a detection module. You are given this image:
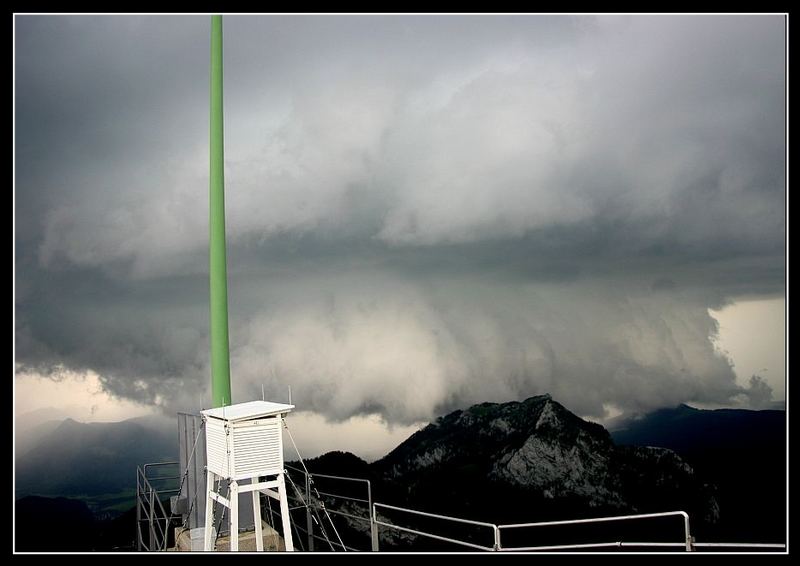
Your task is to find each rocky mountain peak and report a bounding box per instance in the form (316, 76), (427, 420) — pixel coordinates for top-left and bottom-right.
(372, 394), (716, 522)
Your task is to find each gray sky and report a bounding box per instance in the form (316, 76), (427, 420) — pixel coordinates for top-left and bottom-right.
(15, 15), (786, 436)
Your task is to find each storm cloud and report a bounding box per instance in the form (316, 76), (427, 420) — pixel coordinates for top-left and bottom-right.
(15, 15), (785, 424)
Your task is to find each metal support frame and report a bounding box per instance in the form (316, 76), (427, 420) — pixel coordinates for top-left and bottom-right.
(136, 462), (181, 551)
(203, 469), (294, 551)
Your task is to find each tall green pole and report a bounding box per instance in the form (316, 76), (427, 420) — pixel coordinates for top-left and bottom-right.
(209, 14), (232, 408)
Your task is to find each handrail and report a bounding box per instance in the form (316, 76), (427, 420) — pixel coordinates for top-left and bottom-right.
(313, 489), (371, 505)
(285, 464), (371, 486)
(499, 541), (626, 551)
(497, 540), (781, 552)
(692, 543), (786, 549)
(284, 463), (306, 476)
(621, 542), (786, 549)
(375, 502), (497, 529)
(373, 502), (498, 551)
(498, 509), (690, 529)
(375, 520), (495, 551)
(284, 464), (376, 551)
(136, 462), (181, 551)
(307, 471), (372, 484)
(497, 510), (693, 552)
(323, 506), (372, 523)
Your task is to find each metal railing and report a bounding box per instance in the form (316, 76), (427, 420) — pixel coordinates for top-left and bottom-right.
(136, 462), (182, 551)
(280, 464), (378, 551)
(372, 504), (785, 553)
(496, 510), (693, 551)
(691, 543), (787, 550)
(373, 502), (499, 551)
(137, 460), (786, 553)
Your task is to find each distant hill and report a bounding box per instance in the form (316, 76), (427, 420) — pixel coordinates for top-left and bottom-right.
(610, 403), (785, 455)
(288, 450), (373, 479)
(15, 416), (176, 500)
(297, 396), (721, 550)
(15, 407), (75, 430)
(15, 419), (64, 458)
(371, 396), (716, 523)
(610, 404), (786, 543)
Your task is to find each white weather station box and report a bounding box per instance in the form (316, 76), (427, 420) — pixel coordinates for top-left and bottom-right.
(201, 400), (294, 481)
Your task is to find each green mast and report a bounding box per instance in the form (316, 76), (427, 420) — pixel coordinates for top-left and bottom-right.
(209, 14), (232, 408)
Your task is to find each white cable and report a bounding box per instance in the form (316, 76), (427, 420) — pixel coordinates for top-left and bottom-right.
(284, 469), (336, 551)
(282, 418), (348, 552)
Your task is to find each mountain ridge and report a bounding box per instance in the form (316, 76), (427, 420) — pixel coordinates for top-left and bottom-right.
(15, 415), (176, 499)
(365, 395), (716, 523)
(609, 403), (785, 542)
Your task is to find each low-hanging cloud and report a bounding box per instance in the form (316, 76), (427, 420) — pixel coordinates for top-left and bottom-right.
(15, 15), (784, 424)
(229, 272), (750, 423)
(14, 265), (774, 423)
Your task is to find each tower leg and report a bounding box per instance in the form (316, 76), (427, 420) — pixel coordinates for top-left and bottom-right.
(203, 470), (215, 551)
(277, 473), (294, 551)
(252, 479), (264, 551)
(229, 480), (239, 551)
